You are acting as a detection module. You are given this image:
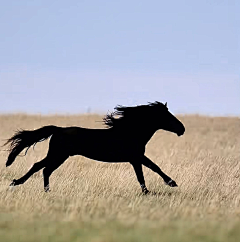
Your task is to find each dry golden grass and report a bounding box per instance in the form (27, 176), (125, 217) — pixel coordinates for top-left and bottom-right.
(0, 114), (240, 242)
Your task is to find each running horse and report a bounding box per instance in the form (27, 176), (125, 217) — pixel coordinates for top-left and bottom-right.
(4, 101), (185, 194)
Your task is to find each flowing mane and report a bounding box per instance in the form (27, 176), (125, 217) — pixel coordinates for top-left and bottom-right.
(103, 101), (166, 129)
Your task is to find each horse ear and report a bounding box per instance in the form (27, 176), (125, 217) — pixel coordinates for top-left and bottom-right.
(165, 102), (167, 107)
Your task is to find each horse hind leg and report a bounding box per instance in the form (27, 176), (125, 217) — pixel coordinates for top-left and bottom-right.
(9, 157), (48, 187)
(42, 154), (69, 192)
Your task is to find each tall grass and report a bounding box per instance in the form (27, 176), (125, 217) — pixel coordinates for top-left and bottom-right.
(0, 114), (239, 241)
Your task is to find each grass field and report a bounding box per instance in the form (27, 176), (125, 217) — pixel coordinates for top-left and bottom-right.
(0, 114), (240, 242)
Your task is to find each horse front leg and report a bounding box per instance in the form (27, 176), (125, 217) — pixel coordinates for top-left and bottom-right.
(141, 155), (178, 187)
(130, 162), (149, 194)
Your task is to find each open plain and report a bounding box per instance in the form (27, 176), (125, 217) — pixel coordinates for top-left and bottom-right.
(0, 114), (240, 242)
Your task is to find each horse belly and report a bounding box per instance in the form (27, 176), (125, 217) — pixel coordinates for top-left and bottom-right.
(75, 140), (133, 162)
(63, 129), (143, 162)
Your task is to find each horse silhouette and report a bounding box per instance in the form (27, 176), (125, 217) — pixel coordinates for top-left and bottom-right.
(4, 101), (185, 194)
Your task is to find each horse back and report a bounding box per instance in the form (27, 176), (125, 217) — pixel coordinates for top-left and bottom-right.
(50, 126), (145, 162)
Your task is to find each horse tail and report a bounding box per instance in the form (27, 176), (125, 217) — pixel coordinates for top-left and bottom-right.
(4, 125), (60, 167)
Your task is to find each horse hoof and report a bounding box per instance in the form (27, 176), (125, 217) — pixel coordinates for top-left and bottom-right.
(9, 179), (17, 186)
(44, 187), (51, 192)
(165, 179), (178, 187)
(142, 188), (150, 195)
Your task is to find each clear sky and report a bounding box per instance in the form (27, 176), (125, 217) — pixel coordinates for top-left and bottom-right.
(0, 0), (239, 115)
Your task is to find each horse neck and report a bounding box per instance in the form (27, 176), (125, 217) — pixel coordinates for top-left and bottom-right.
(124, 125), (158, 145)
(138, 127), (158, 145)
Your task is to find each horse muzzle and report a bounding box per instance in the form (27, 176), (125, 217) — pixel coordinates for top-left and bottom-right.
(177, 126), (185, 136)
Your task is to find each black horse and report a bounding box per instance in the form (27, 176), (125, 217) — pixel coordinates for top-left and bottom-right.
(4, 101), (185, 194)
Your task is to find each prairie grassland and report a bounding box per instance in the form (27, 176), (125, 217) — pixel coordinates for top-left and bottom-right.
(0, 114), (240, 242)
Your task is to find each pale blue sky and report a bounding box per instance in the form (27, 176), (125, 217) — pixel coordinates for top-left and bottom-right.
(0, 0), (239, 115)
